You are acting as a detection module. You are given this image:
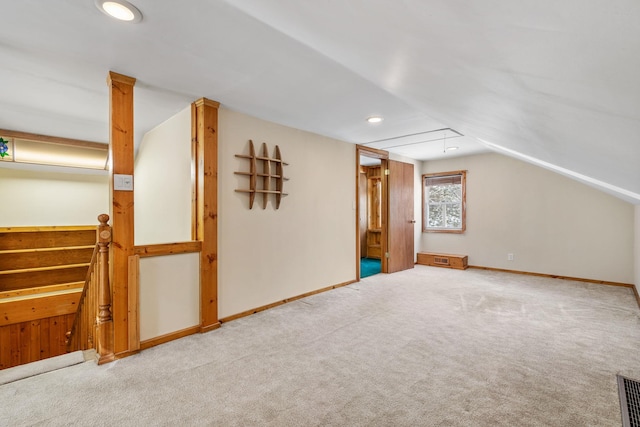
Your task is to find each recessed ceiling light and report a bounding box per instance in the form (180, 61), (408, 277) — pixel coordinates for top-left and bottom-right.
(446, 146), (459, 151)
(367, 116), (384, 124)
(96, 0), (142, 23)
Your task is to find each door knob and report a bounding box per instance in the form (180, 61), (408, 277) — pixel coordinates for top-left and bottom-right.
(409, 220), (416, 224)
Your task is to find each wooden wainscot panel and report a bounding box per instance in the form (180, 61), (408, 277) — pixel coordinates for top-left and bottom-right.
(0, 291), (82, 327)
(417, 252), (468, 270)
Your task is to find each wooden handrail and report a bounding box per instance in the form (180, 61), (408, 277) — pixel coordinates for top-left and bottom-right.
(66, 214), (114, 364)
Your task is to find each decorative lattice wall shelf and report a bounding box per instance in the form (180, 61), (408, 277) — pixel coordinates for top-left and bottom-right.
(235, 140), (289, 209)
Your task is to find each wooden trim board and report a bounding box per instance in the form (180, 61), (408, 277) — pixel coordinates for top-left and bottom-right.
(128, 255), (140, 353)
(220, 280), (357, 324)
(0, 225), (95, 232)
(468, 265), (634, 289)
(0, 282), (84, 299)
(133, 241), (202, 258)
(0, 290), (82, 326)
(356, 145), (389, 160)
(139, 325), (201, 351)
(633, 285), (640, 309)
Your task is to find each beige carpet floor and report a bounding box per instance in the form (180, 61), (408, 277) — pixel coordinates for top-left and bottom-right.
(1, 266), (639, 426)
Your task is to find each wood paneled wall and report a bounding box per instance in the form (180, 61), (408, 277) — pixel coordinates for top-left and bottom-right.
(0, 313), (75, 369)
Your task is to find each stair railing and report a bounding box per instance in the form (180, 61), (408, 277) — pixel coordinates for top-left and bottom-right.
(67, 214), (115, 364)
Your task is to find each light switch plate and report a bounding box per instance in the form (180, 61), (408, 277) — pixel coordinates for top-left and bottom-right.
(114, 174), (134, 191)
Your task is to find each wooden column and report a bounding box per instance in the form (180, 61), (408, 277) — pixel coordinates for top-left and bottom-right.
(107, 71), (137, 356)
(193, 98), (220, 332)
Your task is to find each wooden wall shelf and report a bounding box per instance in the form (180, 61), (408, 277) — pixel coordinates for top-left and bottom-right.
(235, 140), (289, 209)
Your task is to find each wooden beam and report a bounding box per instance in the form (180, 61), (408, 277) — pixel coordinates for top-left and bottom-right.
(107, 71), (136, 356)
(191, 102), (198, 241)
(133, 241), (202, 258)
(193, 98), (221, 333)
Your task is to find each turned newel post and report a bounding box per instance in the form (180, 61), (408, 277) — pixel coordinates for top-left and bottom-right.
(96, 214), (115, 364)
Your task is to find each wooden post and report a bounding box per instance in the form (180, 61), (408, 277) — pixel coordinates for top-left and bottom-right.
(193, 98), (221, 332)
(96, 214), (115, 364)
(107, 71), (137, 356)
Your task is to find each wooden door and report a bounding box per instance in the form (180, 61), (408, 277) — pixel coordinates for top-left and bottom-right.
(387, 160), (415, 273)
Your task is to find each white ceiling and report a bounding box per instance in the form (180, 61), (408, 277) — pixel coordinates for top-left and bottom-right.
(1, 1), (638, 203)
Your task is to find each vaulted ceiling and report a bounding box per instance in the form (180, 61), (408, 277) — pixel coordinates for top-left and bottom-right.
(1, 1), (638, 203)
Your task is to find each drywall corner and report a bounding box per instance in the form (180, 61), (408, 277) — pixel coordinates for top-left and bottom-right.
(635, 205), (640, 288)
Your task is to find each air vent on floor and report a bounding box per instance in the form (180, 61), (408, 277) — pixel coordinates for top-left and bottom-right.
(618, 374), (640, 427)
(434, 257), (450, 266)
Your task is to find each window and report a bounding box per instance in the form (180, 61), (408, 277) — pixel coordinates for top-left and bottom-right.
(422, 170), (466, 233)
(0, 131), (108, 170)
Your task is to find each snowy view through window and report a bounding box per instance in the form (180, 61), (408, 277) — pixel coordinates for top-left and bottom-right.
(427, 183), (462, 228)
(423, 171), (466, 233)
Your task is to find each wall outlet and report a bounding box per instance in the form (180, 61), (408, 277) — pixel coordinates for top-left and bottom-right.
(507, 253), (514, 261)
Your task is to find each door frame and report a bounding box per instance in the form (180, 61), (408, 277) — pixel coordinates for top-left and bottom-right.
(355, 145), (389, 280)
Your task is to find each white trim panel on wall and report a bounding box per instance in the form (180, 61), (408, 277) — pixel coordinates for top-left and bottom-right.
(139, 253), (200, 341)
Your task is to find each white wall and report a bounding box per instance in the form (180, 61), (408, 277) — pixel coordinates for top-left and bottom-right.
(421, 153), (634, 284)
(0, 164), (108, 226)
(134, 106), (192, 245)
(219, 107), (355, 318)
(134, 106), (198, 341)
(635, 205), (640, 287)
(139, 253), (200, 341)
